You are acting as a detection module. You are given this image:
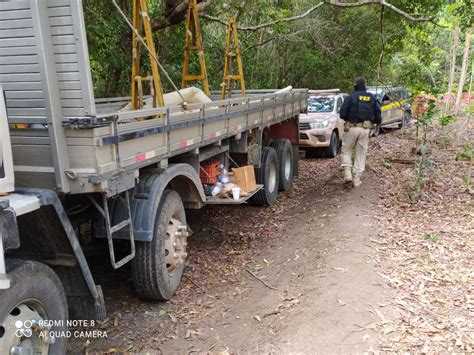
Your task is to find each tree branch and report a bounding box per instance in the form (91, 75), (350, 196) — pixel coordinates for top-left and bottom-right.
(203, 0), (438, 31)
(203, 2), (325, 31)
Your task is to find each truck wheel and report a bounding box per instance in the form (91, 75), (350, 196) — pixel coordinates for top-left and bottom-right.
(324, 131), (339, 158)
(0, 260), (68, 355)
(251, 147), (279, 206)
(132, 190), (188, 301)
(270, 139), (294, 191)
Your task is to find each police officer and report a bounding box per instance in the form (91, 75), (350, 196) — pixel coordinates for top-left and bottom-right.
(339, 77), (382, 187)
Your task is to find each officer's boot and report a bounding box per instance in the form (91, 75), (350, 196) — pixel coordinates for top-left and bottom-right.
(343, 168), (352, 183)
(353, 175), (362, 187)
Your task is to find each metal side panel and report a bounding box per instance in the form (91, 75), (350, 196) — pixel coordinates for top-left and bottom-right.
(47, 0), (96, 117)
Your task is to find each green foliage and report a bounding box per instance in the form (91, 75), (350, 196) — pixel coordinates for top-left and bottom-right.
(422, 233), (440, 242)
(382, 160), (393, 169)
(82, 0), (451, 97)
(439, 114), (457, 126)
(410, 96), (438, 203)
(456, 143), (473, 161)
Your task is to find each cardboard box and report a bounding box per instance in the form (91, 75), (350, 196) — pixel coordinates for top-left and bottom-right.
(232, 165), (257, 194)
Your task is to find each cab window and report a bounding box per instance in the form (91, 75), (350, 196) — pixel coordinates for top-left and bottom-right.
(336, 97), (343, 111)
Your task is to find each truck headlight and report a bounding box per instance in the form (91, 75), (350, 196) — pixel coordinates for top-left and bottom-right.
(310, 120), (330, 129)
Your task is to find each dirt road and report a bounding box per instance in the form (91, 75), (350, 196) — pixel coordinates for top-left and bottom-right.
(72, 124), (472, 354)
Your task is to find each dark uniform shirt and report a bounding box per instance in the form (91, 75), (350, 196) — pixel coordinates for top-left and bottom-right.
(340, 88), (382, 125)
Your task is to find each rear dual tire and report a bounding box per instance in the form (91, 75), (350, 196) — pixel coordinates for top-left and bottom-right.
(251, 147), (280, 206)
(270, 139), (294, 191)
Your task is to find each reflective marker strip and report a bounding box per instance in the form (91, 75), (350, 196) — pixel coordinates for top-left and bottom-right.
(135, 153), (146, 163)
(135, 150), (157, 163)
(210, 130), (224, 138)
(179, 139), (194, 148)
(382, 100), (407, 111)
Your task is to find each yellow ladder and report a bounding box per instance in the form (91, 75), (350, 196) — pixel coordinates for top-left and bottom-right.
(131, 0), (164, 111)
(221, 16), (246, 99)
(181, 0), (210, 96)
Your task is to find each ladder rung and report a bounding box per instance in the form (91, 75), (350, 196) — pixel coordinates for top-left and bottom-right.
(227, 53), (237, 57)
(111, 219), (131, 234)
(183, 75), (205, 81)
(225, 75), (242, 80)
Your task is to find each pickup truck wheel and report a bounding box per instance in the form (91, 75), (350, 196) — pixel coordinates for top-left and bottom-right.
(270, 139), (294, 191)
(132, 190), (188, 301)
(0, 260), (68, 355)
(324, 131), (339, 158)
(251, 147), (279, 206)
(398, 112), (411, 129)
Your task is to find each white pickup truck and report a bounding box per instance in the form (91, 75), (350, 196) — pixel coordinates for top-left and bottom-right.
(299, 89), (346, 158)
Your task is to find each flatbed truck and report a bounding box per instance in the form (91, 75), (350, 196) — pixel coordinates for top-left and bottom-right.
(0, 0), (307, 352)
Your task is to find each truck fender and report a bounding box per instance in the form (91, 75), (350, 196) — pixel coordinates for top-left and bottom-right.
(131, 164), (205, 242)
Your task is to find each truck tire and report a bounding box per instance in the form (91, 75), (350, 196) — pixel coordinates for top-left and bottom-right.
(270, 139), (294, 191)
(324, 131), (339, 158)
(251, 147), (279, 206)
(0, 260), (68, 355)
(132, 190), (188, 301)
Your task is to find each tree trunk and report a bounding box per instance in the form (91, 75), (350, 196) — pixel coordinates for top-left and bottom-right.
(454, 28), (471, 115)
(446, 20), (459, 112)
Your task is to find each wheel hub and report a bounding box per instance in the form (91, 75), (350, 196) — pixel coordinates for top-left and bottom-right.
(268, 161), (277, 194)
(1, 303), (53, 355)
(164, 217), (189, 275)
(283, 150), (291, 180)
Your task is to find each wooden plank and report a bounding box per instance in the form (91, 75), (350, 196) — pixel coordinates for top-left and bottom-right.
(0, 63), (40, 74)
(0, 54), (38, 64)
(206, 185), (263, 205)
(0, 37), (35, 47)
(0, 18), (33, 30)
